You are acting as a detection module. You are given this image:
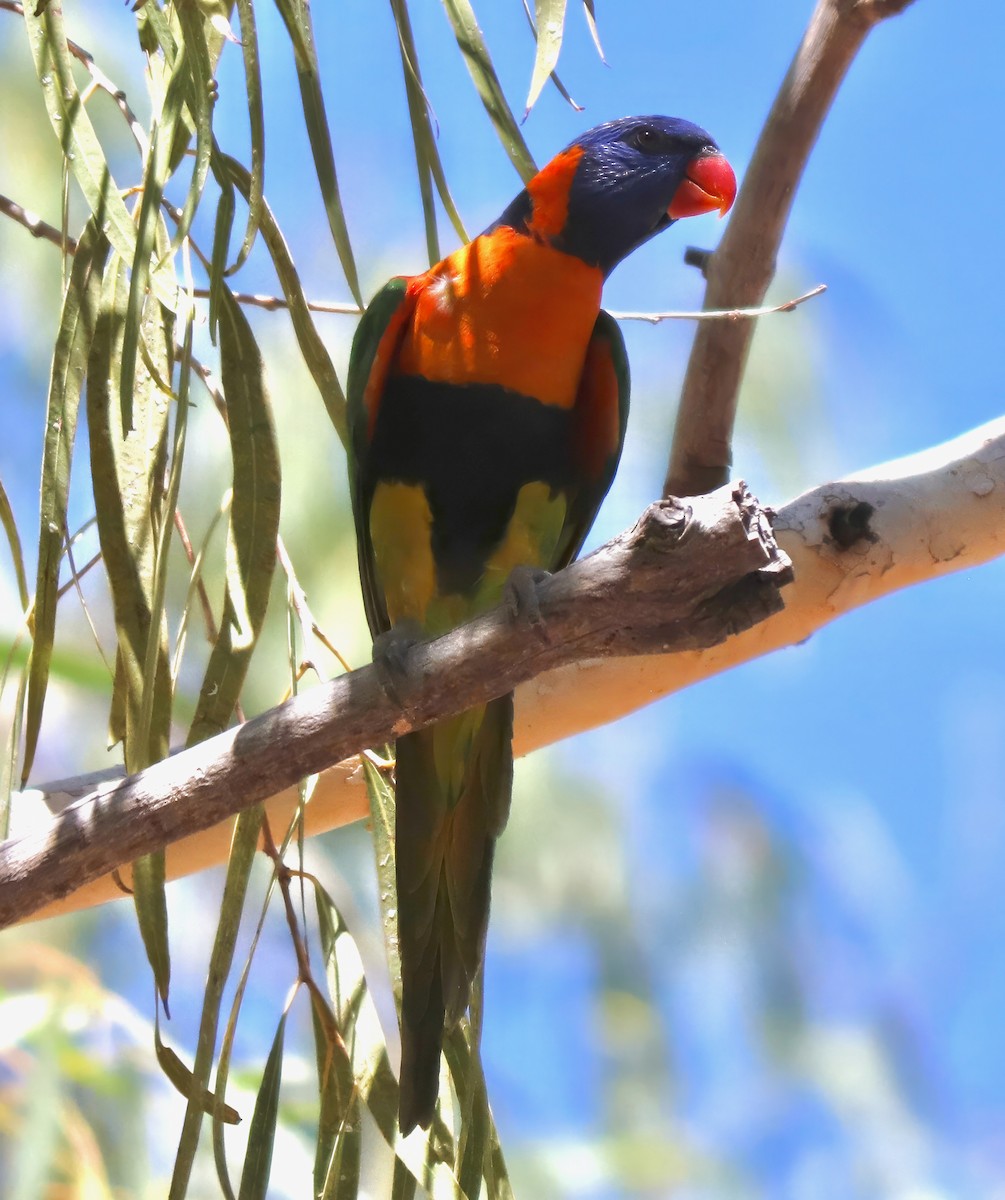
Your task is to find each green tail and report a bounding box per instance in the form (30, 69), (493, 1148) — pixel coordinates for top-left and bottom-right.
(395, 693), (514, 1133)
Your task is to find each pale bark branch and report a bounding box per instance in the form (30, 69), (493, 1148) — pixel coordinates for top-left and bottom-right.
(666, 0), (917, 498)
(13, 415), (1005, 925)
(2, 484), (787, 929)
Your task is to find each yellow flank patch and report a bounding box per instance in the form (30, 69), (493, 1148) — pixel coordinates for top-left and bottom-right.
(478, 482), (567, 607)
(368, 483), (437, 628)
(394, 228), (603, 409)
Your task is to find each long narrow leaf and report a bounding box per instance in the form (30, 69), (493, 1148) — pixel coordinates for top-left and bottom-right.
(171, 0), (217, 251)
(0, 475), (32, 832)
(0, 479), (30, 612)
(208, 818), (267, 1200)
(525, 0), (568, 114)
(231, 0), (266, 270)
(218, 154), (347, 443)
(133, 852), (171, 1009)
(86, 255), (175, 769)
(120, 49), (189, 430)
(22, 3), (176, 310)
(172, 805), (264, 1199)
(362, 763), (468, 1191)
(1, 668), (28, 841)
(209, 164), (237, 343)
(155, 1024), (241, 1125)
(310, 985), (361, 1200)
(391, 1159), (419, 1200)
(521, 0), (582, 111)
(389, 0), (468, 258)
(87, 246), (176, 1001)
(364, 760), (402, 1007)
(186, 288), (281, 745)
(23, 222), (111, 784)
(135, 274), (190, 1009)
(449, 1020), (491, 1200)
(237, 1008), (289, 1200)
(581, 0), (607, 63)
(272, 0), (363, 307)
(440, 0), (537, 182)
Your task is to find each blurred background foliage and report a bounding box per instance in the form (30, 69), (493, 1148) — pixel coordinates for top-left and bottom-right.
(2, 1), (1005, 1197)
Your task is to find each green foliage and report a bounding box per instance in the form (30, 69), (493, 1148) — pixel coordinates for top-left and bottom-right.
(0, 0), (614, 1192)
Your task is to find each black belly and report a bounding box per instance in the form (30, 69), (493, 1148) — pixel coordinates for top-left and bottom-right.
(366, 374), (576, 595)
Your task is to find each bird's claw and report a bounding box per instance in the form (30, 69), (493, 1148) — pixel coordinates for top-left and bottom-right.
(373, 623), (422, 707)
(504, 565), (551, 636)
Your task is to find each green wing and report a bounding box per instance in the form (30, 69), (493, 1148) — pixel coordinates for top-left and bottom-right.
(346, 276), (414, 637)
(555, 307), (631, 569)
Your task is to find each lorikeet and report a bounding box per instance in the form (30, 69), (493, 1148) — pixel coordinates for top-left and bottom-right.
(347, 115), (736, 1133)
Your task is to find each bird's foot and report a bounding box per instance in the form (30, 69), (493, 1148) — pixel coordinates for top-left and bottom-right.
(504, 565), (551, 637)
(373, 622), (423, 707)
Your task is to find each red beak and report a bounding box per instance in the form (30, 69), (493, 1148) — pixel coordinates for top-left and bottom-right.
(667, 152), (737, 220)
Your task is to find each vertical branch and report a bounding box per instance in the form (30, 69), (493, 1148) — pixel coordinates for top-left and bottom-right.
(664, 0), (917, 499)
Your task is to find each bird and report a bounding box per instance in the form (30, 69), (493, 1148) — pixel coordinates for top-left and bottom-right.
(346, 115), (736, 1133)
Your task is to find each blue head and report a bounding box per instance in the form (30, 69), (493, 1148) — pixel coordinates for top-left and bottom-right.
(492, 115), (736, 276)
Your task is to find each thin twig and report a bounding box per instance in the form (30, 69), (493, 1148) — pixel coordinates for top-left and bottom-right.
(172, 509), (218, 645)
(276, 535), (355, 676)
(608, 284), (826, 324)
(0, 197), (826, 327)
(209, 290), (361, 316)
(1, 0), (147, 154)
(664, 0), (917, 498)
(55, 551), (103, 601)
(0, 194), (80, 255)
(61, 523), (115, 678)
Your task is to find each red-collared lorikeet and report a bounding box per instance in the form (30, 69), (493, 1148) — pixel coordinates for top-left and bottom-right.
(347, 115), (736, 1133)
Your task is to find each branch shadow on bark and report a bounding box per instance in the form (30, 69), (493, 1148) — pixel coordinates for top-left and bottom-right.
(0, 484), (789, 929)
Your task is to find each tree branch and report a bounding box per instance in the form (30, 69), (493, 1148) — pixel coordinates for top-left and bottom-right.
(665, 0), (917, 497)
(15, 414), (1004, 923)
(0, 192), (826, 327)
(1, 484), (787, 929)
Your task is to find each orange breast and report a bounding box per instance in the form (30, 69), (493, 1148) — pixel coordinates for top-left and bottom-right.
(394, 227), (604, 409)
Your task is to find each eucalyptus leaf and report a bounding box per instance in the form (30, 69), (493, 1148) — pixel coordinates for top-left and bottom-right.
(155, 1028), (241, 1124)
(581, 0), (607, 63)
(0, 478), (30, 612)
(22, 2), (176, 310)
(311, 985), (361, 1200)
(86, 250), (173, 774)
(1, 668), (28, 841)
(389, 0), (469, 262)
(174, 805), (263, 1199)
(218, 153), (347, 443)
(133, 850), (171, 1009)
(440, 0), (537, 182)
(171, 0), (217, 250)
(120, 56), (187, 431)
(236, 1009), (288, 1200)
(272, 0), (363, 307)
(521, 0), (582, 111)
(186, 288), (281, 746)
(209, 166), (238, 343)
(525, 0), (569, 115)
(232, 0), (266, 270)
(23, 221), (110, 785)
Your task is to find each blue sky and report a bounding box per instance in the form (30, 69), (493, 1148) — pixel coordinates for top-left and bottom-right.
(4, 2), (1005, 1194)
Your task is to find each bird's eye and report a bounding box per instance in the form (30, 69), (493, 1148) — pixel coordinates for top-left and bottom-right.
(631, 127), (663, 153)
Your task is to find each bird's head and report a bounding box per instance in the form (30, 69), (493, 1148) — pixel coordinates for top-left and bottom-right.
(493, 115), (736, 276)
